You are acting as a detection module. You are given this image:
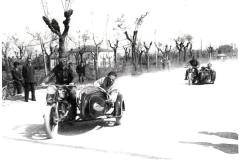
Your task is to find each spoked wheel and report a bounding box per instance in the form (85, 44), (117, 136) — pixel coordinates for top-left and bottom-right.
(2, 86), (8, 100)
(44, 105), (59, 139)
(7, 82), (16, 97)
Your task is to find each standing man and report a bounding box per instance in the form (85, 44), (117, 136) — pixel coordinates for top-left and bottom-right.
(76, 61), (86, 83)
(22, 57), (36, 102)
(11, 61), (23, 94)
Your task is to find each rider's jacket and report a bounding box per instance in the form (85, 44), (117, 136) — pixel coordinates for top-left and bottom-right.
(53, 64), (74, 85)
(188, 59), (200, 67)
(93, 76), (114, 91)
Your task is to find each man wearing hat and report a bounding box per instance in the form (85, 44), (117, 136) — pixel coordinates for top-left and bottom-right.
(22, 57), (36, 102)
(11, 61), (23, 94)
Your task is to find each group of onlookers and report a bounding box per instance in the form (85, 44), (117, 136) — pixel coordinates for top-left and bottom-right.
(11, 57), (36, 102)
(11, 57), (87, 102)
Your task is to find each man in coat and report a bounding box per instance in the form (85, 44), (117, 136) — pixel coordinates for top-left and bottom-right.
(11, 61), (23, 94)
(22, 57), (36, 102)
(76, 61), (86, 83)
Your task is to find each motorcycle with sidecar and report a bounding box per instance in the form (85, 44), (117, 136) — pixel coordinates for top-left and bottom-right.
(43, 84), (125, 139)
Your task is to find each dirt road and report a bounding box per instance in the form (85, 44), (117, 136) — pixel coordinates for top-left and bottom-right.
(1, 60), (239, 160)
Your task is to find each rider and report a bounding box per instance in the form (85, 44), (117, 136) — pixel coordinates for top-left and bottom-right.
(206, 63), (216, 83)
(42, 57), (77, 120)
(184, 56), (200, 80)
(94, 71), (117, 92)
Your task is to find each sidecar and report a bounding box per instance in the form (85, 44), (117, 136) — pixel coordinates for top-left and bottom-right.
(76, 86), (125, 125)
(198, 67), (216, 84)
(43, 84), (125, 139)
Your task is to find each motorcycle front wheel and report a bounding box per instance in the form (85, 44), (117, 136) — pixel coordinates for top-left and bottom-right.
(44, 105), (59, 139)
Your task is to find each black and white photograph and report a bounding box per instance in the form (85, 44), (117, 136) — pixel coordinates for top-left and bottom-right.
(0, 0), (239, 159)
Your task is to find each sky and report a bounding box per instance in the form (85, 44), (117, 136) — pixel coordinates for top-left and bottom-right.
(0, 0), (240, 51)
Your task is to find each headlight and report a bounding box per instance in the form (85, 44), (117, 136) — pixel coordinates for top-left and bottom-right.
(46, 94), (56, 104)
(46, 85), (57, 104)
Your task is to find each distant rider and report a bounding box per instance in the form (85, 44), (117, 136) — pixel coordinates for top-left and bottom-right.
(206, 63), (216, 83)
(185, 56), (200, 80)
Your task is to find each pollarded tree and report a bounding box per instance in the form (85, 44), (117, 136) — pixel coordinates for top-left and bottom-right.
(207, 45), (214, 59)
(42, 0), (73, 58)
(11, 36), (27, 60)
(123, 46), (131, 63)
(136, 42), (144, 68)
(116, 12), (149, 71)
(108, 39), (119, 67)
(92, 35), (103, 80)
(143, 41), (152, 70)
(175, 34), (192, 62)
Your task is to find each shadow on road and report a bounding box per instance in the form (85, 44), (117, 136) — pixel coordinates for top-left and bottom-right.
(179, 141), (238, 154)
(58, 120), (117, 136)
(11, 121), (113, 139)
(58, 122), (103, 136)
(199, 131), (238, 140)
(12, 124), (49, 140)
(179, 131), (238, 154)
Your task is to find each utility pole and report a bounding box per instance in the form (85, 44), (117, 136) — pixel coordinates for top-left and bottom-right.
(200, 39), (203, 57)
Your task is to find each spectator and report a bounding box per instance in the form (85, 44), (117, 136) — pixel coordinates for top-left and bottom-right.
(22, 57), (36, 102)
(76, 61), (86, 83)
(11, 61), (23, 94)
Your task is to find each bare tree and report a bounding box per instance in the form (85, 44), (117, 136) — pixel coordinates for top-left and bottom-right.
(27, 31), (57, 75)
(11, 36), (27, 60)
(175, 34), (192, 62)
(123, 46), (131, 63)
(118, 12), (149, 71)
(106, 54), (112, 68)
(42, 0), (73, 58)
(143, 41), (152, 70)
(92, 35), (103, 79)
(2, 42), (11, 79)
(108, 39), (119, 67)
(136, 42), (144, 68)
(73, 30), (90, 65)
(207, 45), (214, 59)
(154, 42), (163, 67)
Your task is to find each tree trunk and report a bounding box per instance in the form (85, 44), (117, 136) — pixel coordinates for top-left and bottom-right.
(114, 49), (117, 67)
(58, 36), (65, 58)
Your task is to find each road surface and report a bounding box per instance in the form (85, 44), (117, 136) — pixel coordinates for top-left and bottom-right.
(1, 59), (239, 160)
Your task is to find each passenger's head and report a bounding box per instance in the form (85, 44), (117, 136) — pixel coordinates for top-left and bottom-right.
(107, 71), (117, 81)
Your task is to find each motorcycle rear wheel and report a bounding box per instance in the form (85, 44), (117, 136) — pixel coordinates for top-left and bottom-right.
(44, 105), (59, 139)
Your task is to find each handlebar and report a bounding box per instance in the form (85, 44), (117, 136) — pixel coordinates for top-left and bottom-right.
(41, 83), (75, 88)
